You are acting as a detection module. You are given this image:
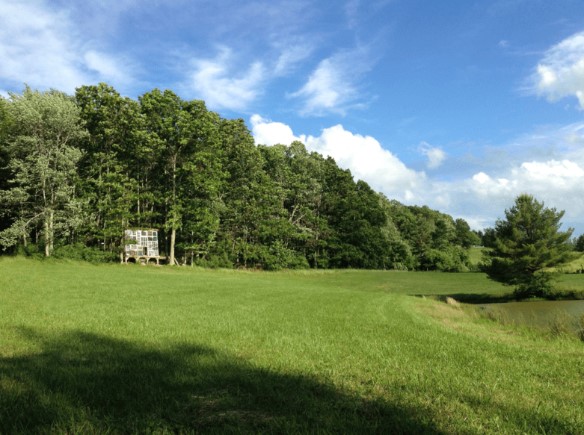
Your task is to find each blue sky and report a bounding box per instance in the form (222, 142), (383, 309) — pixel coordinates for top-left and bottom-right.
(2, 0), (584, 234)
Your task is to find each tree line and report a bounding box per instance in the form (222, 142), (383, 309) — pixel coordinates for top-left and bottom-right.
(0, 84), (480, 270)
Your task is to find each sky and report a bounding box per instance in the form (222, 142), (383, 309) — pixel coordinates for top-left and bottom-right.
(2, 0), (584, 234)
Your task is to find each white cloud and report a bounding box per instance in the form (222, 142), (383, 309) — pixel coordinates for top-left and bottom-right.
(188, 48), (265, 111)
(431, 122), (584, 231)
(250, 114), (301, 145)
(291, 58), (347, 115)
(273, 43), (314, 76)
(463, 159), (584, 229)
(0, 0), (136, 93)
(533, 31), (584, 108)
(291, 48), (372, 116)
(419, 142), (446, 169)
(0, 1), (86, 92)
(302, 125), (423, 198)
(250, 116), (424, 202)
(250, 117), (584, 232)
(520, 159), (584, 183)
(84, 50), (133, 88)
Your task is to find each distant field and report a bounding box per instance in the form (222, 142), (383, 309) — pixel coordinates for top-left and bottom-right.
(469, 246), (584, 275)
(1, 258), (583, 433)
(555, 252), (584, 273)
(468, 246), (485, 267)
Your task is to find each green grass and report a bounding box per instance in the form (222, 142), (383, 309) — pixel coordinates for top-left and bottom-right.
(472, 246), (584, 275)
(554, 252), (584, 273)
(1, 257), (584, 433)
(468, 246), (486, 267)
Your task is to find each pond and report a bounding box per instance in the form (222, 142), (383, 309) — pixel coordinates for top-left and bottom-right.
(480, 300), (584, 332)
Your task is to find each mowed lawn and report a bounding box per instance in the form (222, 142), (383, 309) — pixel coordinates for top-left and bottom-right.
(1, 258), (583, 433)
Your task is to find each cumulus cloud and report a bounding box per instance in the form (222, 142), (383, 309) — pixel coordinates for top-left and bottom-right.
(532, 31), (584, 108)
(457, 159), (584, 231)
(290, 48), (373, 115)
(250, 114), (302, 145)
(188, 48), (265, 111)
(469, 160), (584, 197)
(249, 117), (584, 231)
(419, 142), (446, 169)
(250, 115), (424, 202)
(303, 125), (424, 199)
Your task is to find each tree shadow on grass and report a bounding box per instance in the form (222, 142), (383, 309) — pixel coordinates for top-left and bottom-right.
(0, 328), (442, 434)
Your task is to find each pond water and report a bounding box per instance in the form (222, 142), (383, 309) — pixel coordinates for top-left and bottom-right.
(480, 300), (584, 331)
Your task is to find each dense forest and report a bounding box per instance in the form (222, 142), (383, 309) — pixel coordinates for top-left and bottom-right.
(0, 85), (481, 270)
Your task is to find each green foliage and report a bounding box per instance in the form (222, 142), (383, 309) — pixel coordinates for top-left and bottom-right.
(0, 87), (86, 256)
(1, 84), (479, 270)
(15, 243), (43, 258)
(52, 243), (119, 263)
(421, 246), (470, 272)
(75, 84), (144, 253)
(482, 194), (576, 298)
(575, 234), (584, 252)
(383, 199), (472, 271)
(480, 227), (497, 248)
(454, 218), (480, 248)
(511, 271), (554, 299)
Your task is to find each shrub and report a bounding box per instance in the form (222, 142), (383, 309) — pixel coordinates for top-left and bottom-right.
(16, 243), (43, 258)
(52, 243), (118, 263)
(262, 242), (309, 271)
(195, 253), (232, 269)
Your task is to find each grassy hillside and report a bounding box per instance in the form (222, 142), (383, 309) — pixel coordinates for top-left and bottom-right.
(468, 246), (486, 267)
(1, 258), (583, 433)
(554, 252), (584, 273)
(468, 246), (584, 277)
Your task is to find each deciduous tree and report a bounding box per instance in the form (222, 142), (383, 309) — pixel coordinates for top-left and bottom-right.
(0, 88), (86, 256)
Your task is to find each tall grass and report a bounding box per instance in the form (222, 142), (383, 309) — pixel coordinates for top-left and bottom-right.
(1, 258), (583, 433)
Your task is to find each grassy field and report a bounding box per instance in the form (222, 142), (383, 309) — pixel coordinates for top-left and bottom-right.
(555, 252), (584, 273)
(469, 246), (584, 275)
(468, 246), (485, 267)
(1, 258), (583, 433)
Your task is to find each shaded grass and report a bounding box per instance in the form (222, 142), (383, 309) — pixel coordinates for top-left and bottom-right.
(1, 258), (584, 433)
(2, 328), (433, 433)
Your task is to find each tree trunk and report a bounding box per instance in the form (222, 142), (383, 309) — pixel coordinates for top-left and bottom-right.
(169, 155), (178, 266)
(44, 215), (50, 257)
(169, 227), (176, 266)
(44, 209), (53, 257)
(49, 209), (54, 255)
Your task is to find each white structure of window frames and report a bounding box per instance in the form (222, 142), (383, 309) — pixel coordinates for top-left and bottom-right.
(124, 229), (160, 264)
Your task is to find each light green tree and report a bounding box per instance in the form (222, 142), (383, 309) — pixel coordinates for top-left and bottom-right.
(0, 87), (86, 256)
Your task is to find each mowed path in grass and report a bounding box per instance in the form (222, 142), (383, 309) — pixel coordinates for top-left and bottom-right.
(1, 258), (583, 433)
